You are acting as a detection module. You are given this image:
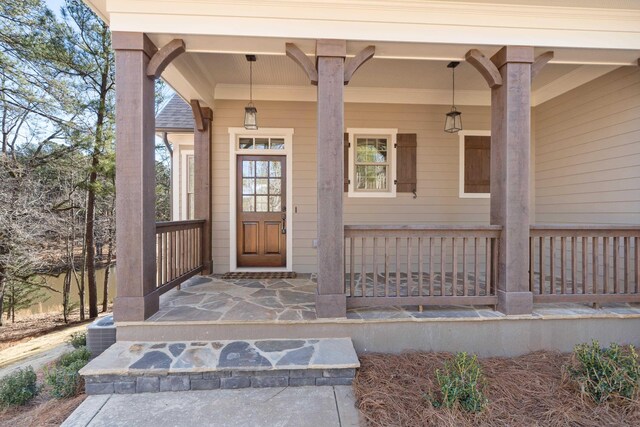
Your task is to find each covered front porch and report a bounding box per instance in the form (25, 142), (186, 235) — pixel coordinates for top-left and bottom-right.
(110, 29), (640, 324)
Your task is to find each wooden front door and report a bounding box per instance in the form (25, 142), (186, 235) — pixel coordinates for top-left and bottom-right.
(237, 155), (286, 267)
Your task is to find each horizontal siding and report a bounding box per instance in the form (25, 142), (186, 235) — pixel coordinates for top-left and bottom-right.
(534, 66), (640, 225)
(210, 100), (491, 273)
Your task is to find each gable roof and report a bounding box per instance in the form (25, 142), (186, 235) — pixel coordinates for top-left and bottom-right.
(156, 95), (194, 132)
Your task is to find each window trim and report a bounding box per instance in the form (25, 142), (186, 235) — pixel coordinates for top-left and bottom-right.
(347, 128), (398, 198)
(458, 130), (491, 199)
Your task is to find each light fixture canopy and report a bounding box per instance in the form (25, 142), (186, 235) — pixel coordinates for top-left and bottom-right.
(444, 61), (463, 133)
(244, 54), (258, 130)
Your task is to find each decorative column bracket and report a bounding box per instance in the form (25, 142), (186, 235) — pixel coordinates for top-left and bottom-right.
(465, 49), (503, 88)
(286, 42), (375, 85)
(190, 99), (208, 131)
(531, 51), (554, 80)
(146, 39), (186, 79)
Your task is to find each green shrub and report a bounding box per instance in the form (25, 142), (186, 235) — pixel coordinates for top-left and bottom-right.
(67, 331), (87, 349)
(566, 340), (640, 404)
(0, 366), (38, 407)
(57, 346), (91, 368)
(45, 347), (91, 399)
(434, 352), (488, 413)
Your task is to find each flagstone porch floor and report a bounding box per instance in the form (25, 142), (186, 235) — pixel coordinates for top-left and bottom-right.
(148, 274), (640, 323)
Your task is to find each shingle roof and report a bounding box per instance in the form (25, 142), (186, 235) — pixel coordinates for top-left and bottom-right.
(155, 95), (194, 132)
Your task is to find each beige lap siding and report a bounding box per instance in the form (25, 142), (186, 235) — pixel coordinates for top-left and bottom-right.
(534, 66), (640, 225)
(209, 100), (491, 274)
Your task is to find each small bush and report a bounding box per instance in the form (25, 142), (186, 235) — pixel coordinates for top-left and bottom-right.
(67, 331), (87, 349)
(45, 347), (91, 399)
(434, 352), (488, 413)
(57, 346), (91, 368)
(0, 366), (38, 407)
(566, 340), (640, 404)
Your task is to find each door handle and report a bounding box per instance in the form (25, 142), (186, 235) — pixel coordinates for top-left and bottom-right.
(281, 213), (287, 234)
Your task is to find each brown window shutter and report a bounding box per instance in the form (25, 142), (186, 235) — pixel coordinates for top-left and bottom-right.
(464, 135), (490, 194)
(344, 133), (349, 192)
(395, 133), (417, 193)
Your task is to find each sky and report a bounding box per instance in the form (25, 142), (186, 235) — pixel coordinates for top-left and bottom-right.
(45, 0), (65, 16)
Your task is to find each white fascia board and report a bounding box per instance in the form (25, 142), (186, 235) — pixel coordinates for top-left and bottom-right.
(106, 1), (640, 50)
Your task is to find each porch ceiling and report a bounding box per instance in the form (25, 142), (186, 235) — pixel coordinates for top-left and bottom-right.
(163, 45), (621, 108)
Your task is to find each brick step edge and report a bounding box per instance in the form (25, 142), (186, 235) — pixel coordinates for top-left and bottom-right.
(84, 368), (355, 395)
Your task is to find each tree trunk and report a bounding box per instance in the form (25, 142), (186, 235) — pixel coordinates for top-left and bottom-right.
(86, 50), (110, 319)
(101, 230), (113, 312)
(85, 154), (99, 319)
(62, 269), (71, 323)
(0, 276), (5, 327)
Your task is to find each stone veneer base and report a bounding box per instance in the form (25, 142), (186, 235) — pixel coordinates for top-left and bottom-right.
(80, 338), (358, 395)
(84, 368), (356, 394)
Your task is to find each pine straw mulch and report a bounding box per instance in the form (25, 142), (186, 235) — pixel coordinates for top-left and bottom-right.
(0, 368), (86, 427)
(0, 394), (85, 427)
(354, 351), (640, 427)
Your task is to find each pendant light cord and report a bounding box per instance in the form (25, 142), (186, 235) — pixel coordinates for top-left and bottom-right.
(249, 60), (253, 105)
(452, 66), (455, 108)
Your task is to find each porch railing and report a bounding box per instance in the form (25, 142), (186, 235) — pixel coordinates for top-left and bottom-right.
(155, 219), (205, 293)
(529, 225), (640, 304)
(344, 225), (501, 308)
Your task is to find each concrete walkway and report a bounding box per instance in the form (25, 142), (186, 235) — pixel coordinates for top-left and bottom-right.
(62, 386), (361, 427)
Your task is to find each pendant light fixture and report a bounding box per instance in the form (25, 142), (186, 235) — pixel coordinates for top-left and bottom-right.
(244, 54), (258, 130)
(444, 61), (462, 133)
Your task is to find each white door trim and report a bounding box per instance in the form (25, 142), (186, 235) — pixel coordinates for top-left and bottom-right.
(228, 127), (294, 272)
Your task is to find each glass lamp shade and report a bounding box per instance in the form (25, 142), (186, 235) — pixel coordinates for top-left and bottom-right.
(244, 105), (258, 130)
(444, 107), (462, 133)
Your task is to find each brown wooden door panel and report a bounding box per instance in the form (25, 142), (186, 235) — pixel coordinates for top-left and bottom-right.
(241, 222), (259, 255)
(237, 155), (286, 267)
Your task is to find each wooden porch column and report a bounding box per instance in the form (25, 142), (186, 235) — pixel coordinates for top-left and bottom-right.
(316, 40), (347, 318)
(490, 46), (534, 315)
(193, 103), (213, 274)
(112, 32), (158, 321)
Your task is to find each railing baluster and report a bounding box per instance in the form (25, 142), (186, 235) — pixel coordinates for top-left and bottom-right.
(624, 236), (630, 294)
(463, 237), (468, 297)
(529, 236), (534, 293)
(560, 236), (566, 294)
(349, 237), (355, 298)
(485, 238), (491, 296)
(613, 236), (619, 293)
(395, 238), (400, 297)
(571, 236), (577, 294)
(361, 237), (367, 297)
(604, 237), (610, 294)
(550, 236), (555, 294)
(452, 238), (458, 296)
(492, 237), (498, 295)
(385, 238), (390, 297)
(474, 238), (479, 297)
(407, 238), (413, 296)
(593, 237), (598, 294)
(582, 237), (587, 295)
(539, 236), (545, 294)
(418, 237), (423, 296)
(429, 238), (434, 297)
(373, 237), (378, 297)
(440, 237), (446, 296)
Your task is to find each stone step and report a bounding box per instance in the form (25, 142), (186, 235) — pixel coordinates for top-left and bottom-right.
(80, 338), (359, 395)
